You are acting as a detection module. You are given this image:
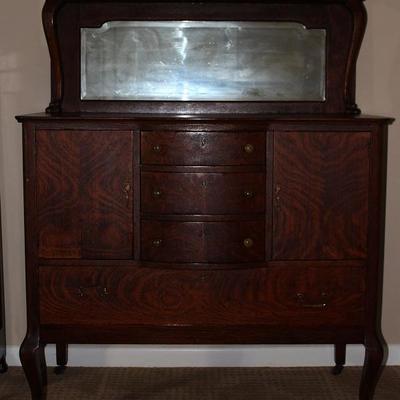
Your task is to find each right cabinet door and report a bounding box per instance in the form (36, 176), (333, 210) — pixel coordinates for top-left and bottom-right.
(272, 131), (370, 260)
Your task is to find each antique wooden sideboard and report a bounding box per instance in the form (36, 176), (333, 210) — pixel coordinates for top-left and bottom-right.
(17, 0), (394, 399)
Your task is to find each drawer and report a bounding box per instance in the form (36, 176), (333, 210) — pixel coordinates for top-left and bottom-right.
(141, 131), (265, 165)
(39, 265), (365, 327)
(141, 172), (266, 214)
(141, 220), (265, 263)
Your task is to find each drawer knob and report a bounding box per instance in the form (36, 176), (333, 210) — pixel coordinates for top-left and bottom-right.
(296, 292), (328, 309)
(152, 239), (163, 247)
(153, 190), (162, 198)
(244, 144), (254, 154)
(243, 190), (254, 199)
(153, 145), (161, 153)
(243, 238), (254, 248)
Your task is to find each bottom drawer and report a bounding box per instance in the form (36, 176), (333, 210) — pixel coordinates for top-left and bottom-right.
(39, 265), (365, 328)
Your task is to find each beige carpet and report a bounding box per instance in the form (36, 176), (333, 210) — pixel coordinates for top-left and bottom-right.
(0, 367), (399, 399)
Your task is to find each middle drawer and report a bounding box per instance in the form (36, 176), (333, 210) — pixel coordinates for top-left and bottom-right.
(141, 172), (265, 214)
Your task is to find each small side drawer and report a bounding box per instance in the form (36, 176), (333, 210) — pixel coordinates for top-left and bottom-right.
(141, 131), (265, 165)
(141, 220), (265, 263)
(141, 172), (266, 214)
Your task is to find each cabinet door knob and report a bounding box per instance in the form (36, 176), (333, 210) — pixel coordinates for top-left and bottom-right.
(244, 144), (254, 154)
(153, 190), (162, 198)
(153, 145), (161, 153)
(243, 190), (254, 199)
(243, 238), (254, 248)
(152, 239), (163, 247)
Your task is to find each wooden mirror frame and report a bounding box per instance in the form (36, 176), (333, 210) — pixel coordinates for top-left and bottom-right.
(43, 0), (367, 115)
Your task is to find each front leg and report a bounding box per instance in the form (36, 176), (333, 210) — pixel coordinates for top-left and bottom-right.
(20, 334), (47, 400)
(54, 343), (68, 375)
(359, 335), (387, 400)
(332, 343), (346, 375)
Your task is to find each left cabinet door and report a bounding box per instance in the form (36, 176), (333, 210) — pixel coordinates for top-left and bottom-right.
(36, 130), (134, 259)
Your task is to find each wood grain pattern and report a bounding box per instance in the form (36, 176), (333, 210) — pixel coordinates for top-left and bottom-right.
(141, 172), (265, 214)
(142, 220), (265, 263)
(141, 131), (265, 165)
(273, 131), (370, 260)
(39, 265), (366, 327)
(37, 130), (133, 259)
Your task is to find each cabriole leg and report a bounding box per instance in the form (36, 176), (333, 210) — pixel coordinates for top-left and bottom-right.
(332, 343), (346, 375)
(20, 334), (47, 400)
(359, 335), (386, 400)
(54, 343), (68, 375)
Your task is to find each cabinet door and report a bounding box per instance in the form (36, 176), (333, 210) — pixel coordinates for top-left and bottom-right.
(273, 131), (370, 260)
(37, 130), (133, 259)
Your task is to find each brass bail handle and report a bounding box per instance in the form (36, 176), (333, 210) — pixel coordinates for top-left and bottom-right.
(296, 292), (328, 309)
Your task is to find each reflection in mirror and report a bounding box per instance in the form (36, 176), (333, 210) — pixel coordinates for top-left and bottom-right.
(81, 21), (326, 101)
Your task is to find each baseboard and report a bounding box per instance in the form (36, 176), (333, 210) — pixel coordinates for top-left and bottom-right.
(5, 344), (400, 367)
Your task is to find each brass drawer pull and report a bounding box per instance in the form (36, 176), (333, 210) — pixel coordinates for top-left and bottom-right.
(77, 286), (109, 298)
(296, 292), (328, 309)
(153, 190), (162, 198)
(152, 145), (161, 153)
(243, 190), (254, 198)
(152, 239), (163, 247)
(244, 144), (254, 154)
(243, 238), (254, 248)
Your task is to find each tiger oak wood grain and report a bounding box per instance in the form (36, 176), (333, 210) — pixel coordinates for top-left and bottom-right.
(141, 220), (265, 263)
(39, 265), (366, 327)
(37, 130), (134, 259)
(141, 172), (266, 214)
(141, 131), (265, 165)
(273, 131), (370, 260)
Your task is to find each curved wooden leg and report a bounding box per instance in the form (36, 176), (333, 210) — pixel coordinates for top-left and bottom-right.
(54, 343), (68, 375)
(0, 355), (8, 373)
(359, 335), (387, 400)
(20, 335), (47, 400)
(332, 343), (346, 375)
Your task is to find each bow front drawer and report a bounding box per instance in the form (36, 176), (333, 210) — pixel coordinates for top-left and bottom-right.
(141, 131), (265, 165)
(142, 172), (266, 214)
(141, 220), (265, 263)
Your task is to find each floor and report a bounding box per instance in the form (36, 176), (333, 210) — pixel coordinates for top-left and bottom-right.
(0, 366), (399, 399)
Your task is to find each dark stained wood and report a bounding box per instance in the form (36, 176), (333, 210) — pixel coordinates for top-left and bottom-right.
(332, 343), (346, 375)
(17, 116), (393, 400)
(39, 265), (365, 327)
(36, 130), (134, 259)
(141, 172), (266, 214)
(141, 131), (266, 166)
(273, 131), (370, 260)
(142, 220), (265, 263)
(18, 2), (393, 399)
(41, 325), (365, 346)
(43, 0), (366, 114)
(54, 343), (68, 374)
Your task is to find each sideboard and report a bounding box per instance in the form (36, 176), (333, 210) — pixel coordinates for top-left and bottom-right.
(17, 0), (395, 399)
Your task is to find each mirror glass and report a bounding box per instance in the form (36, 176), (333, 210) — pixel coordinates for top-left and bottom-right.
(81, 21), (326, 101)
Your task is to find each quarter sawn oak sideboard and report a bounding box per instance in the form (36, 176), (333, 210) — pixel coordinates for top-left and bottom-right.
(17, 1), (394, 399)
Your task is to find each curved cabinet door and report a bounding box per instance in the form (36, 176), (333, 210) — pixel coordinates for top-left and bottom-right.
(272, 131), (370, 260)
(36, 130), (134, 259)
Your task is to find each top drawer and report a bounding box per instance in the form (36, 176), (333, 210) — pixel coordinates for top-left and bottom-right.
(141, 131), (265, 165)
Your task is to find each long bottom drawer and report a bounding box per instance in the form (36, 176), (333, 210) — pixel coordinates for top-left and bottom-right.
(39, 265), (365, 327)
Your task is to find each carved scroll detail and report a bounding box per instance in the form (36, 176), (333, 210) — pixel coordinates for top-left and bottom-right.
(343, 0), (368, 114)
